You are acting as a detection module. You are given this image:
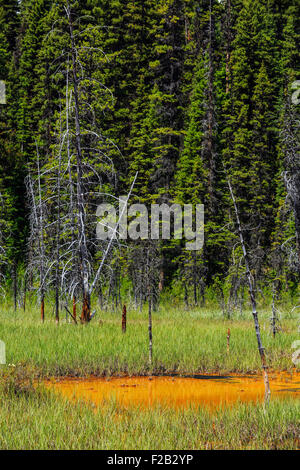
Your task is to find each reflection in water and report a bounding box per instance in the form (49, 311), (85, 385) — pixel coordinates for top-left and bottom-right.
(46, 372), (300, 410)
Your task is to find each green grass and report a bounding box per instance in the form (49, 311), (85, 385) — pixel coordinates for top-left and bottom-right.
(0, 304), (299, 376)
(0, 304), (299, 450)
(0, 377), (298, 450)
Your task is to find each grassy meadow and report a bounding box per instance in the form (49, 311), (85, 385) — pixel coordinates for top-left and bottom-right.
(0, 301), (299, 376)
(0, 378), (298, 450)
(0, 300), (299, 450)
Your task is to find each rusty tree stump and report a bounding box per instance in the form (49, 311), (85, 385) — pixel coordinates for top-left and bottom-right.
(41, 298), (45, 323)
(227, 328), (231, 353)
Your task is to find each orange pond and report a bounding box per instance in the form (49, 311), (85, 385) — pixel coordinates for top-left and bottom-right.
(45, 372), (300, 410)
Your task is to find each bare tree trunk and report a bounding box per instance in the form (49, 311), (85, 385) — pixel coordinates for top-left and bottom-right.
(184, 282), (189, 308)
(23, 272), (27, 313)
(148, 292), (153, 366)
(206, 0), (216, 215)
(66, 65), (78, 322)
(73, 295), (77, 324)
(13, 262), (17, 311)
(147, 248), (153, 366)
(89, 172), (138, 296)
(282, 94), (300, 269)
(55, 284), (59, 324)
(271, 282), (277, 338)
(227, 177), (270, 402)
(66, 5), (91, 322)
(55, 105), (63, 325)
(193, 253), (197, 305)
(36, 144), (45, 323)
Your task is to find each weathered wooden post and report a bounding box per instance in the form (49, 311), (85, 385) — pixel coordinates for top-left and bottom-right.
(122, 304), (127, 333)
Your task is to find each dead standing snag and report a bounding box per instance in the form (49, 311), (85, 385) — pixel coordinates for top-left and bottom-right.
(227, 177), (271, 403)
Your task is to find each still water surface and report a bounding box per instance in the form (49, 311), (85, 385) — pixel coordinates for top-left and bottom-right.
(46, 372), (300, 409)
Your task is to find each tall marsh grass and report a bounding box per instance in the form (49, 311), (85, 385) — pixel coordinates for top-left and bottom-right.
(0, 376), (298, 449)
(0, 304), (298, 376)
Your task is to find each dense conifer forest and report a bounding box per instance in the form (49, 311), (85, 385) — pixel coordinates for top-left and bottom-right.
(0, 0), (299, 317)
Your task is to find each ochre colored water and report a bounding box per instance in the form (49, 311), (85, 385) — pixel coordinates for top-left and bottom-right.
(46, 372), (300, 410)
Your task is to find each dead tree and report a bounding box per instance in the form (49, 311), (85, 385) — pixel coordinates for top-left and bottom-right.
(147, 246), (153, 366)
(55, 105), (64, 324)
(227, 177), (271, 402)
(37, 3), (115, 320)
(26, 146), (49, 323)
(63, 6), (91, 322)
(64, 3), (138, 320)
(25, 2), (137, 322)
(271, 284), (277, 338)
(64, 65), (78, 321)
(0, 194), (8, 297)
(202, 0), (217, 216)
(282, 87), (300, 270)
(37, 148), (46, 323)
(270, 281), (281, 338)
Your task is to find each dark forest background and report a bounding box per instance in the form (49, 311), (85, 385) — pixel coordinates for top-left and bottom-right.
(0, 0), (299, 314)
